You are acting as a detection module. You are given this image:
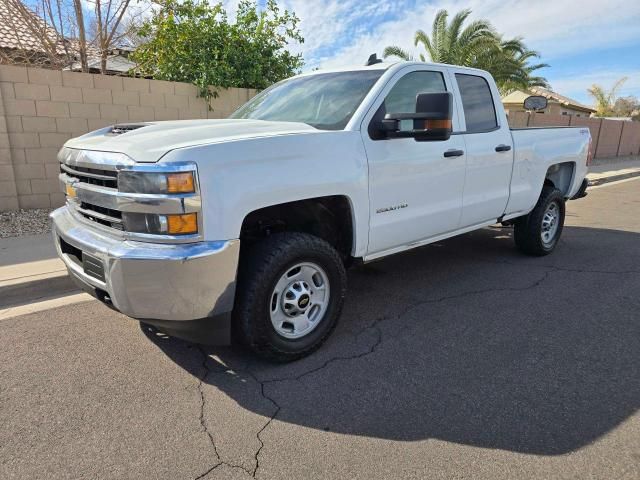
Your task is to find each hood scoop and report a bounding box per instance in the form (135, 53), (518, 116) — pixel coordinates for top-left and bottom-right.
(108, 124), (150, 135)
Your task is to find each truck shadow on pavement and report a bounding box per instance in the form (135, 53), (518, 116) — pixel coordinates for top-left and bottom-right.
(142, 225), (640, 456)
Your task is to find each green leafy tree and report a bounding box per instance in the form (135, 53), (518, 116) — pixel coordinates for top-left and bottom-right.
(132, 0), (303, 105)
(588, 78), (627, 117)
(612, 95), (639, 118)
(383, 9), (548, 94)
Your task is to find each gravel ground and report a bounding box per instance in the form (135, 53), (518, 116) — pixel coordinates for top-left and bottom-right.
(0, 209), (53, 238)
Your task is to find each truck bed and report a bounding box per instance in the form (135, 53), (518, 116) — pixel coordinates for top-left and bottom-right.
(505, 127), (590, 218)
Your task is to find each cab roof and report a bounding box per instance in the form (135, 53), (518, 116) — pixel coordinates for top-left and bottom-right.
(299, 60), (490, 78)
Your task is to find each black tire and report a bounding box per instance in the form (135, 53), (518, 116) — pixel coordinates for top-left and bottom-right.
(233, 232), (347, 362)
(514, 185), (565, 256)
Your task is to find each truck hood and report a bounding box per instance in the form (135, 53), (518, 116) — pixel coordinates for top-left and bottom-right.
(64, 119), (319, 162)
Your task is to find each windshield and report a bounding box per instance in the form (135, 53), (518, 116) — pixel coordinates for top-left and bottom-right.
(230, 70), (384, 130)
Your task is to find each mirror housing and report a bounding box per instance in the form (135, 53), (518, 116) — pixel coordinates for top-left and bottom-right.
(524, 95), (548, 111)
(380, 92), (453, 141)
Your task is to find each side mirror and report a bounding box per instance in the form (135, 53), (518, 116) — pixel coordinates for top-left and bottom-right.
(380, 92), (453, 141)
(524, 95), (548, 111)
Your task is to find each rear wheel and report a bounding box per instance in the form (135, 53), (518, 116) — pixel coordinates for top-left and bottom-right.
(234, 232), (346, 362)
(514, 185), (565, 256)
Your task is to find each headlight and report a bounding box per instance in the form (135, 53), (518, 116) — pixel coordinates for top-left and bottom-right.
(122, 212), (198, 235)
(118, 171), (195, 194)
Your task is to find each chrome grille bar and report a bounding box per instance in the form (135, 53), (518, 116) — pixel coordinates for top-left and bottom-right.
(60, 174), (198, 214)
(58, 147), (202, 244)
(60, 164), (118, 182)
(76, 204), (123, 225)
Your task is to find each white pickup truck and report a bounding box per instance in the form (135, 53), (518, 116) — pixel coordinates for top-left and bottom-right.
(52, 61), (591, 361)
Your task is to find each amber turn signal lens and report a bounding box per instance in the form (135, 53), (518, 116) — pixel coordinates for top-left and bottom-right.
(167, 213), (198, 235)
(423, 119), (452, 130)
(166, 172), (195, 193)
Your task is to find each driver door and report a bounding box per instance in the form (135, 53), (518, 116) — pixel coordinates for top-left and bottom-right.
(361, 67), (467, 257)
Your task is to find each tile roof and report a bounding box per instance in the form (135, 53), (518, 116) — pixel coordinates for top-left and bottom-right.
(529, 87), (596, 113)
(0, 0), (66, 54)
(502, 87), (596, 113)
(0, 1), (135, 74)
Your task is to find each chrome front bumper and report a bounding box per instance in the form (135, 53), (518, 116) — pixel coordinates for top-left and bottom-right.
(51, 206), (240, 323)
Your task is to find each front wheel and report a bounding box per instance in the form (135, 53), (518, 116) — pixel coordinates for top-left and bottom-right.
(233, 232), (347, 362)
(514, 186), (566, 256)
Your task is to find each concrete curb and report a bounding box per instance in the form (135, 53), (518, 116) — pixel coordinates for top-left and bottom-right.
(588, 169), (640, 187)
(0, 293), (93, 321)
(0, 232), (75, 310)
(0, 272), (78, 309)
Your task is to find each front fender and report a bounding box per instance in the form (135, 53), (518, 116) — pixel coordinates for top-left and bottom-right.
(162, 131), (370, 257)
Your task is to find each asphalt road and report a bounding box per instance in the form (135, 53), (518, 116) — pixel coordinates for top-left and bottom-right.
(2, 179), (639, 479)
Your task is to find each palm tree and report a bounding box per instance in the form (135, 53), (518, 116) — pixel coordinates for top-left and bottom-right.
(382, 45), (414, 61)
(588, 78), (628, 117)
(383, 9), (548, 95)
(474, 37), (549, 95)
(384, 9), (496, 64)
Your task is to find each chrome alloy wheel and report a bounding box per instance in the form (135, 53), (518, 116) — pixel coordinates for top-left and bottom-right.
(541, 201), (560, 246)
(269, 262), (330, 339)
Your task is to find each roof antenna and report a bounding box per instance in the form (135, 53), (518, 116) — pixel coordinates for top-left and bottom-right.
(366, 53), (383, 66)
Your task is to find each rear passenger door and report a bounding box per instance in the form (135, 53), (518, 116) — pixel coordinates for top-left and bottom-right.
(453, 72), (514, 227)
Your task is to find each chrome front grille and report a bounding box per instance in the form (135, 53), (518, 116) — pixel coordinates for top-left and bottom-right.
(77, 202), (124, 230)
(58, 147), (202, 243)
(60, 164), (118, 189)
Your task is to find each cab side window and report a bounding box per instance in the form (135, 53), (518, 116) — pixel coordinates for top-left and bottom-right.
(370, 71), (446, 139)
(455, 74), (498, 133)
(385, 71), (447, 113)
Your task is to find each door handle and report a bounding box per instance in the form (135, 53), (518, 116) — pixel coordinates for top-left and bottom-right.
(495, 144), (512, 152)
(443, 149), (464, 158)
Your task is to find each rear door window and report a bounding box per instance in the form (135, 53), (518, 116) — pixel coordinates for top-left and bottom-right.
(455, 74), (498, 133)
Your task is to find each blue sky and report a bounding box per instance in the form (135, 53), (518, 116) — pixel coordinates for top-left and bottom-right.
(226, 0), (640, 106)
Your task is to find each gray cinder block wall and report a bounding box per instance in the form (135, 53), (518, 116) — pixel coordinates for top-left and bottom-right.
(0, 65), (257, 211)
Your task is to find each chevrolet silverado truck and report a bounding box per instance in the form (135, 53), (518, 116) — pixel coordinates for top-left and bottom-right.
(52, 61), (591, 361)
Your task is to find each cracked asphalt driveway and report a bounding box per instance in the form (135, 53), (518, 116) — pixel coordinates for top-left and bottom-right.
(2, 179), (639, 479)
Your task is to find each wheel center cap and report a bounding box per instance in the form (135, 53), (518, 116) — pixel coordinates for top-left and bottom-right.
(298, 294), (310, 309)
(282, 281), (312, 317)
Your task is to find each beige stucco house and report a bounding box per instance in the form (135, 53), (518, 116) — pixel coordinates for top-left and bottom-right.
(502, 87), (596, 117)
